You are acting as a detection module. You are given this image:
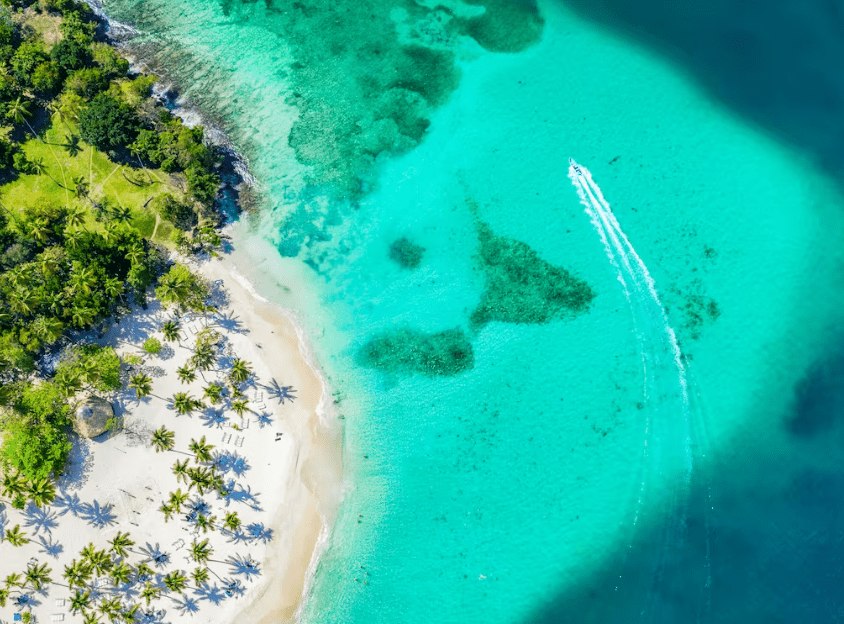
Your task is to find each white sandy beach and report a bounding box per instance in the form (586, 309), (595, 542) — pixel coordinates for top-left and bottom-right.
(0, 254), (342, 624)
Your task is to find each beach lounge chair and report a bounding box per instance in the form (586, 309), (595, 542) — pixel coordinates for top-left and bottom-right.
(54, 599), (65, 607)
(51, 614), (65, 622)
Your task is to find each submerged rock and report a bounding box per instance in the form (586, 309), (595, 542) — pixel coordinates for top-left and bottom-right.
(358, 327), (474, 377)
(389, 237), (425, 269)
(73, 396), (114, 438)
(471, 220), (595, 328)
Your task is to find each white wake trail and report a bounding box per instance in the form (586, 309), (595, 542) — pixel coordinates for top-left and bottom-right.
(569, 159), (707, 622)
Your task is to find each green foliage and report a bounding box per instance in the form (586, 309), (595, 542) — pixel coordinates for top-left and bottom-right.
(127, 74), (154, 98)
(51, 37), (92, 74)
(0, 138), (16, 170)
(91, 42), (129, 78)
(59, 10), (96, 43)
(78, 92), (139, 151)
(142, 336), (162, 355)
(10, 41), (48, 87)
(31, 61), (62, 95)
(185, 165), (220, 204)
(155, 194), (197, 231)
(64, 67), (108, 98)
(155, 264), (209, 313)
(55, 344), (122, 392)
(0, 392), (71, 481)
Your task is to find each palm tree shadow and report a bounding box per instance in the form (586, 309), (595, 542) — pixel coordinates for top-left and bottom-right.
(264, 379), (297, 404)
(24, 503), (59, 536)
(244, 522), (273, 544)
(227, 554), (261, 580)
(170, 593), (200, 616)
(140, 543), (170, 568)
(78, 500), (117, 528)
(193, 583), (226, 605)
(225, 484), (262, 511)
(213, 450), (250, 477)
(53, 491), (85, 516)
(37, 534), (64, 559)
(200, 409), (227, 429)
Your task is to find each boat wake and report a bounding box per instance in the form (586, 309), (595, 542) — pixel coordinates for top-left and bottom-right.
(569, 160), (712, 622)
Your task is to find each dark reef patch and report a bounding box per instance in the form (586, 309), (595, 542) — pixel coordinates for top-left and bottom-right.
(471, 220), (595, 328)
(357, 328), (474, 377)
(456, 0), (545, 53)
(389, 237), (425, 269)
(214, 0), (546, 199)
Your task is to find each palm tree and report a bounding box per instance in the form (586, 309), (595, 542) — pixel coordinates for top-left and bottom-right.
(223, 511), (241, 533)
(4, 573), (22, 589)
(128, 373), (153, 400)
(231, 399), (250, 419)
(5, 525), (28, 546)
(195, 513), (217, 534)
(124, 245), (144, 267)
(109, 205), (132, 224)
(159, 503), (174, 523)
(188, 436), (215, 464)
(82, 611), (101, 624)
(229, 358), (252, 384)
(122, 602), (141, 623)
(79, 543), (98, 565)
(6, 97), (41, 142)
(169, 488), (189, 512)
(1, 471), (27, 499)
(202, 382), (223, 405)
(162, 571), (187, 595)
(63, 560), (92, 590)
(70, 590), (91, 614)
(28, 218), (50, 244)
(64, 228), (84, 251)
(109, 560), (132, 587)
(140, 582), (160, 606)
(176, 364), (196, 385)
(190, 344), (216, 373)
(135, 563), (154, 583)
(103, 277), (123, 302)
(24, 562), (52, 590)
(191, 567), (209, 588)
(88, 550), (113, 576)
(171, 458), (190, 484)
(0, 587), (8, 608)
(108, 531), (135, 559)
(161, 320), (181, 343)
(151, 426), (174, 453)
(71, 175), (88, 199)
(189, 538), (212, 565)
(28, 476), (56, 507)
(171, 392), (199, 416)
(66, 205), (87, 230)
(98, 597), (121, 621)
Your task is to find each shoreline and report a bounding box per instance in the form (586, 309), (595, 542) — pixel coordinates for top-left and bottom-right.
(190, 255), (344, 624)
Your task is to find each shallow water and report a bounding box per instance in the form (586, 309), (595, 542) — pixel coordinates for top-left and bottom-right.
(101, 0), (844, 621)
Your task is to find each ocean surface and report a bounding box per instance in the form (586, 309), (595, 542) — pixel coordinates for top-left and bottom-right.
(99, 0), (844, 622)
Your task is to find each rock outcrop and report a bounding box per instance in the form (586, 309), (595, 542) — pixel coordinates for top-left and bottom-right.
(73, 396), (114, 438)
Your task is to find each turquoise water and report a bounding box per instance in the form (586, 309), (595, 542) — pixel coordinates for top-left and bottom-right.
(101, 0), (844, 621)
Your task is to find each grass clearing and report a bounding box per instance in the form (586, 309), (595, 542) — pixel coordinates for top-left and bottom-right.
(0, 116), (185, 247)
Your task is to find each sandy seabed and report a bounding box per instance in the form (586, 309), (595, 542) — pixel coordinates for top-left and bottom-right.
(0, 254), (343, 624)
